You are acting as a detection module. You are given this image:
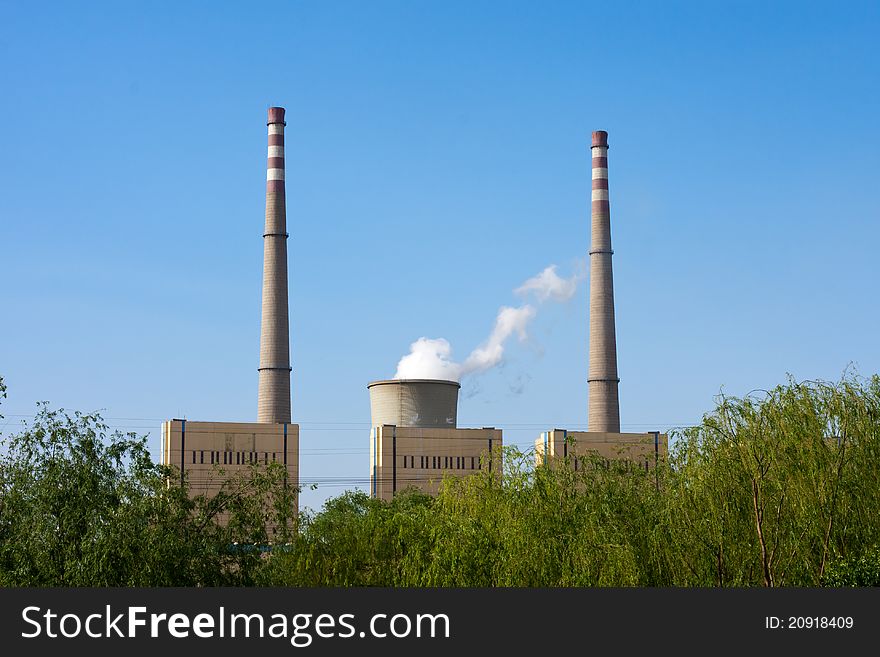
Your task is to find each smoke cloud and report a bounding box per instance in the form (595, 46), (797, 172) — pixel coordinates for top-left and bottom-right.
(393, 264), (582, 381)
(514, 265), (579, 302)
(394, 337), (463, 381)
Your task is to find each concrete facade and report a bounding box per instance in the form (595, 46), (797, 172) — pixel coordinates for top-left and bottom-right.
(258, 106), (292, 424)
(535, 429), (667, 471)
(161, 109), (299, 517)
(370, 425), (502, 501)
(368, 379), (460, 429)
(161, 420), (299, 503)
(588, 130), (621, 432)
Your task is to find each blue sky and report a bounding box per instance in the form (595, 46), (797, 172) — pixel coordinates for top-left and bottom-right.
(1, 1), (878, 510)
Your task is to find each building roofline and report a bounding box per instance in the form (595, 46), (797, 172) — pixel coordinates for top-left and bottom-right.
(367, 378), (461, 389)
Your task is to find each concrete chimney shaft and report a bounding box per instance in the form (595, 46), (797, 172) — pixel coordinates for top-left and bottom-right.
(258, 107), (291, 423)
(587, 130), (621, 432)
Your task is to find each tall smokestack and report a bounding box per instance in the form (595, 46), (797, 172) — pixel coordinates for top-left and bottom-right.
(258, 107), (291, 424)
(587, 130), (620, 432)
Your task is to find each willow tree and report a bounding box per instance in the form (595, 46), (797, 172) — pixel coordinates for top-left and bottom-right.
(0, 396), (296, 586)
(663, 374), (880, 586)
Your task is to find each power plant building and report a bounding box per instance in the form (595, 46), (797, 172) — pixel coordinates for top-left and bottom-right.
(368, 379), (502, 501)
(535, 429), (666, 471)
(538, 130), (667, 467)
(161, 420), (298, 498)
(158, 115), (665, 508)
(161, 107), (299, 509)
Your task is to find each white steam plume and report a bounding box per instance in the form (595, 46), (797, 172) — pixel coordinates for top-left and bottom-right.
(393, 263), (582, 381)
(394, 337), (463, 381)
(460, 305), (536, 375)
(514, 264), (580, 302)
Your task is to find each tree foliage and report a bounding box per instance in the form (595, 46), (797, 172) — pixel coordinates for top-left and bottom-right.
(266, 374), (880, 587)
(0, 398), (296, 586)
(1, 373), (878, 586)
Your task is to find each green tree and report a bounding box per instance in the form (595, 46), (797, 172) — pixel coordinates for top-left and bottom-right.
(261, 373), (880, 587)
(0, 395), (296, 586)
(823, 546), (880, 586)
(2, 372), (878, 587)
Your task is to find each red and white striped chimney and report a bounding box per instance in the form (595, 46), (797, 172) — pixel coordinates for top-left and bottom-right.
(257, 107), (291, 424)
(587, 130), (621, 433)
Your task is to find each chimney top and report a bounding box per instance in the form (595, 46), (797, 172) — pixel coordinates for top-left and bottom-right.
(267, 107), (286, 126)
(591, 130), (609, 148)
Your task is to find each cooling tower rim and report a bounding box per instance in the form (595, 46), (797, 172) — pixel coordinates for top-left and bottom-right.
(367, 378), (461, 390)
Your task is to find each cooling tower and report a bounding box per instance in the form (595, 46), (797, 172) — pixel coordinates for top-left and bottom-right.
(257, 106), (292, 424)
(587, 130), (621, 432)
(368, 379), (460, 428)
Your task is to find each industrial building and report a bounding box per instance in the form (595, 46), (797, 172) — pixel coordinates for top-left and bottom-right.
(158, 115), (662, 509)
(535, 429), (666, 471)
(368, 379), (502, 501)
(368, 130), (667, 499)
(161, 107), (299, 507)
(161, 420), (298, 497)
(537, 130), (668, 467)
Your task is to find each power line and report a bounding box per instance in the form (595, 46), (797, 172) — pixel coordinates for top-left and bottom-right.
(1, 413), (698, 427)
